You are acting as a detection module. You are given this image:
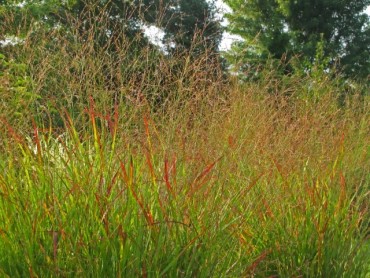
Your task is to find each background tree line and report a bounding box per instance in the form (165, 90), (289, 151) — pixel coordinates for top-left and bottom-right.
(0, 0), (222, 54)
(1, 0), (369, 84)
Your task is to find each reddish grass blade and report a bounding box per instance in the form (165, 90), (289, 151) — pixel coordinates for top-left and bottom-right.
(245, 173), (264, 195)
(145, 151), (156, 182)
(245, 249), (271, 275)
(117, 224), (127, 245)
(1, 118), (23, 143)
(164, 158), (174, 196)
(188, 156), (222, 197)
(228, 135), (235, 148)
(63, 182), (80, 200)
(262, 198), (274, 219)
(105, 102), (119, 137)
(29, 266), (35, 278)
(335, 172), (346, 213)
(129, 157), (134, 186)
(107, 169), (120, 197)
(120, 161), (129, 185)
(271, 157), (285, 179)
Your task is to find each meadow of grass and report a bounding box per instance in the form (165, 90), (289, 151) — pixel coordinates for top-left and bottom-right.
(0, 10), (369, 277)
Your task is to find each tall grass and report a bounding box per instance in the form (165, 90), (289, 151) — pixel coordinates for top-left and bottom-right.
(0, 5), (369, 277)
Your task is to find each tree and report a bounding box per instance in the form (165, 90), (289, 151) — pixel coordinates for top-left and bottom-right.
(161, 0), (222, 54)
(224, 0), (370, 79)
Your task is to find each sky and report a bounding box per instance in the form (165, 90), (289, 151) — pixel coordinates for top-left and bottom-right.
(215, 0), (242, 51)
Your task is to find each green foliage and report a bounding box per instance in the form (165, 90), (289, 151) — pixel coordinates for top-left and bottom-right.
(0, 52), (39, 127)
(224, 0), (370, 80)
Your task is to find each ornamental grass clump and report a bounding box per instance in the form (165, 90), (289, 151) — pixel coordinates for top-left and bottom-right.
(0, 87), (368, 276)
(0, 4), (369, 277)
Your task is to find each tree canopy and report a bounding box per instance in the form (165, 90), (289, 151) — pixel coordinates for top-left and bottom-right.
(162, 0), (222, 53)
(224, 0), (370, 79)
